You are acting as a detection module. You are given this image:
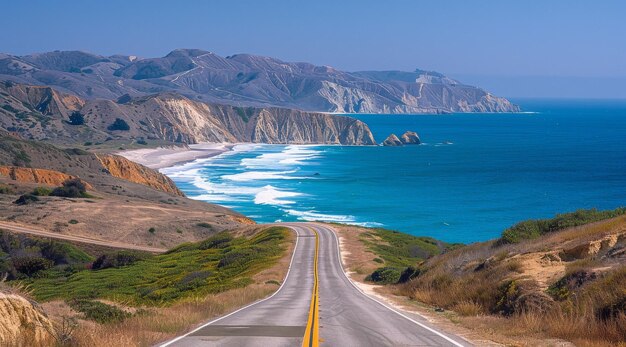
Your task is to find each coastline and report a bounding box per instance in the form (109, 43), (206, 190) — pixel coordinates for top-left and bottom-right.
(118, 143), (233, 170)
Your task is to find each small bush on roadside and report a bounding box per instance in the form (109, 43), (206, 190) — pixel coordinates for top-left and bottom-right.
(68, 299), (131, 323)
(366, 267), (403, 284)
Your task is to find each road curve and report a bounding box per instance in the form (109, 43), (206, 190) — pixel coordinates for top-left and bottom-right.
(162, 223), (471, 347)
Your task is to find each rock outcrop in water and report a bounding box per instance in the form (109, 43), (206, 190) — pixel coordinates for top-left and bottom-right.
(383, 134), (403, 146)
(0, 49), (520, 114)
(400, 131), (421, 144)
(0, 82), (376, 146)
(383, 131), (421, 146)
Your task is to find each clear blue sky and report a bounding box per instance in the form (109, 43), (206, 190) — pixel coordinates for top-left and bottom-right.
(3, 0), (626, 98)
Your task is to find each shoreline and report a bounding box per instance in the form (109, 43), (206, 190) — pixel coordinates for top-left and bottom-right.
(118, 143), (233, 170)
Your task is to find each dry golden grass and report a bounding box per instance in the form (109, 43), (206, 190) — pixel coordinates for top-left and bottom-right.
(72, 284), (277, 346)
(333, 216), (626, 347)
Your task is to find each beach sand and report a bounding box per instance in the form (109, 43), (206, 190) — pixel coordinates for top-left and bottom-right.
(118, 143), (233, 169)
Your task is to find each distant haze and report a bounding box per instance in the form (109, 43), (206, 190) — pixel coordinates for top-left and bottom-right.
(2, 0), (625, 99)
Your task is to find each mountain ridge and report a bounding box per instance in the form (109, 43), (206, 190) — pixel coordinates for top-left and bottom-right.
(0, 81), (375, 145)
(0, 49), (520, 114)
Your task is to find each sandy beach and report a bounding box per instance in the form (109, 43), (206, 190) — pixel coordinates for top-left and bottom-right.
(118, 143), (233, 169)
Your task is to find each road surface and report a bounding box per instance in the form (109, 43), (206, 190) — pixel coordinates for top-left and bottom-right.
(162, 223), (470, 347)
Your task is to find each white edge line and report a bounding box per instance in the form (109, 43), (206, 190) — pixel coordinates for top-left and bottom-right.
(317, 223), (467, 347)
(159, 226), (301, 347)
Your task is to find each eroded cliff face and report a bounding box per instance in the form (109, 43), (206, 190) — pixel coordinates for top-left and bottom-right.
(0, 166), (92, 189)
(0, 292), (54, 346)
(96, 154), (185, 196)
(0, 83), (377, 146)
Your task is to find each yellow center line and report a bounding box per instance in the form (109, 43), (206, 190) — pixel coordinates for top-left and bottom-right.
(302, 227), (320, 347)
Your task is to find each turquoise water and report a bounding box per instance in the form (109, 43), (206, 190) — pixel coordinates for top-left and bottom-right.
(162, 99), (626, 243)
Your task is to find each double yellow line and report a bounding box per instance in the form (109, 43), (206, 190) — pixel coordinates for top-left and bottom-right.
(302, 228), (320, 347)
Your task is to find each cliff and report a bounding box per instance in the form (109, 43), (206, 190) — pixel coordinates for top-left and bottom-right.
(96, 154), (184, 196)
(0, 82), (376, 145)
(0, 166), (92, 189)
(0, 292), (54, 346)
(0, 49), (520, 114)
(0, 83), (375, 145)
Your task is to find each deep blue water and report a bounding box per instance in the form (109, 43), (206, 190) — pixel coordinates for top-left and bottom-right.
(162, 99), (626, 243)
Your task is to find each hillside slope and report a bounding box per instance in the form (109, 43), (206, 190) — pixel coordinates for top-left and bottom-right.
(0, 132), (249, 248)
(0, 82), (375, 145)
(338, 209), (626, 346)
(0, 49), (519, 114)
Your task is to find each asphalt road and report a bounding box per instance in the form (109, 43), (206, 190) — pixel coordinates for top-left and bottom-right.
(162, 223), (471, 347)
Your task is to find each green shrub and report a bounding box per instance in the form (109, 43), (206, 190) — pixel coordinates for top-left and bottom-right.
(499, 208), (626, 244)
(68, 111), (85, 125)
(148, 227), (156, 234)
(366, 267), (403, 284)
(51, 179), (89, 198)
(14, 193), (39, 205)
(68, 299), (131, 323)
(68, 219), (79, 224)
(217, 249), (254, 268)
(108, 118), (130, 131)
(198, 232), (233, 250)
(398, 266), (420, 283)
(0, 184), (12, 194)
(12, 256), (53, 276)
(92, 251), (148, 270)
(32, 186), (52, 196)
(176, 270), (213, 290)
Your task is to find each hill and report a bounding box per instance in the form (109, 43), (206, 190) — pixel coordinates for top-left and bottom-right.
(0, 49), (519, 114)
(0, 81), (375, 146)
(0, 132), (251, 249)
(335, 208), (626, 347)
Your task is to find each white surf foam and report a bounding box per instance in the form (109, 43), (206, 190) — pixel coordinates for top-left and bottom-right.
(241, 145), (322, 169)
(284, 209), (383, 227)
(223, 169), (308, 182)
(254, 185), (302, 205)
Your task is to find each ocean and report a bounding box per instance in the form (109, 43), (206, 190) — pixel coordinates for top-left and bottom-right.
(161, 99), (626, 243)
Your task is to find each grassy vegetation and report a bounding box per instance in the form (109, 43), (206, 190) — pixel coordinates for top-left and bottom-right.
(0, 231), (93, 280)
(499, 207), (626, 244)
(26, 227), (289, 305)
(392, 210), (626, 346)
(68, 299), (132, 324)
(358, 227), (461, 284)
(360, 227), (460, 268)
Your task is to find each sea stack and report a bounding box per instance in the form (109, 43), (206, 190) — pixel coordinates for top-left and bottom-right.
(400, 131), (421, 145)
(382, 134), (403, 146)
(383, 131), (421, 146)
